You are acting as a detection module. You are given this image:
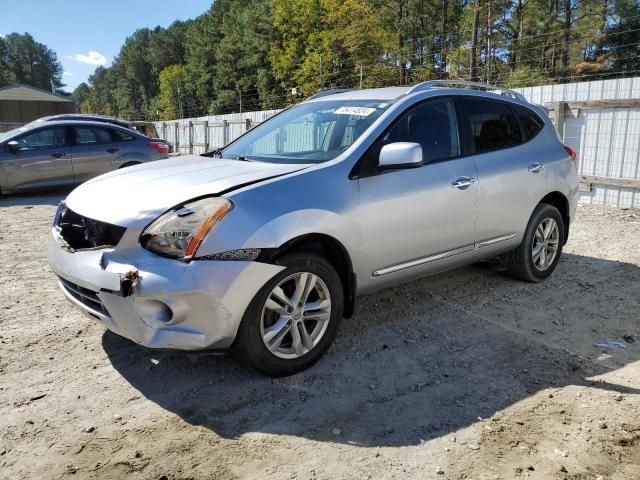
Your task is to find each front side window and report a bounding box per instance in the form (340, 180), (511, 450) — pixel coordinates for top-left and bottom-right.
(73, 126), (112, 145)
(14, 127), (66, 151)
(464, 98), (522, 153)
(220, 100), (392, 164)
(355, 97), (461, 177)
(380, 97), (460, 163)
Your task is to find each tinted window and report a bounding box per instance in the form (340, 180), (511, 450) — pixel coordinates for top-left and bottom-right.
(382, 98), (460, 163)
(464, 98), (522, 153)
(15, 127), (66, 151)
(514, 105), (544, 139)
(74, 127), (112, 145)
(110, 129), (135, 142)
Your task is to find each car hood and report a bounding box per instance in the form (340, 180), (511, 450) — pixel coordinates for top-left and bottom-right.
(65, 155), (307, 228)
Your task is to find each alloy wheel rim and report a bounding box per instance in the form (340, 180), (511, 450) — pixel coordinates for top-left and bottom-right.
(532, 217), (560, 271)
(260, 272), (332, 360)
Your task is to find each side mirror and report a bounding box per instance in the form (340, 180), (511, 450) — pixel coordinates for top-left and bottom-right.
(7, 141), (20, 154)
(378, 142), (423, 169)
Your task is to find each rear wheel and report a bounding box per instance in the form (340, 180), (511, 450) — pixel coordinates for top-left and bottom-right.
(235, 252), (343, 376)
(505, 203), (564, 282)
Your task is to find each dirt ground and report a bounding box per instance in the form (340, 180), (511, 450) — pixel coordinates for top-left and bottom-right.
(0, 195), (639, 480)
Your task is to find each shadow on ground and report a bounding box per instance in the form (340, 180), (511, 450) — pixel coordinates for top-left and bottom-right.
(0, 191), (67, 207)
(102, 253), (640, 447)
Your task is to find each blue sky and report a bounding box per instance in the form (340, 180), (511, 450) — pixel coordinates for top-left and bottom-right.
(0, 0), (212, 92)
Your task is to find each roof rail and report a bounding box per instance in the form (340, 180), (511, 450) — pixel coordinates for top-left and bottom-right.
(307, 88), (357, 100)
(406, 80), (526, 101)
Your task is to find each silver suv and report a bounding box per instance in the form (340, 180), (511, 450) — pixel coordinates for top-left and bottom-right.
(48, 81), (579, 376)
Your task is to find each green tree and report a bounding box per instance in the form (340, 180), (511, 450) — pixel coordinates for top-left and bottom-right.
(2, 33), (63, 90)
(156, 64), (188, 119)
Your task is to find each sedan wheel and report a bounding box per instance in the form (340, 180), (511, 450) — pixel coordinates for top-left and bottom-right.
(260, 272), (332, 359)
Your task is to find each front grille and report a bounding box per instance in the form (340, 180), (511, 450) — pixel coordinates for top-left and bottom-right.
(59, 277), (110, 318)
(55, 206), (125, 250)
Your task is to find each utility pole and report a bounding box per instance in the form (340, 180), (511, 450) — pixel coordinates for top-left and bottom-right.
(359, 65), (363, 89)
(238, 88), (242, 113)
(319, 54), (324, 89)
(176, 83), (184, 119)
(50, 79), (55, 93)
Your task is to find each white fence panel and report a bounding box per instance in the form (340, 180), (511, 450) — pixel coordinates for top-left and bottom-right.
(515, 77), (640, 208)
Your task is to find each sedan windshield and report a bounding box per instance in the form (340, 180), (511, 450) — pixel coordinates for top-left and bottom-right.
(219, 100), (392, 164)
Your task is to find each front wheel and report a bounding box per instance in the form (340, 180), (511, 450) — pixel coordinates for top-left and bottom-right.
(505, 203), (565, 282)
(234, 252), (343, 376)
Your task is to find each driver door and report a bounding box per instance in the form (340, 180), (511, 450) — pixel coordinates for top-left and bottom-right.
(1, 126), (73, 192)
(355, 97), (479, 291)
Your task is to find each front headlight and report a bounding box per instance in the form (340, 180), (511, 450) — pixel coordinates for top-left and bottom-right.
(140, 197), (233, 260)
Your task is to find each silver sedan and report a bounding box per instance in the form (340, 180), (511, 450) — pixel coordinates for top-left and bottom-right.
(0, 119), (168, 194)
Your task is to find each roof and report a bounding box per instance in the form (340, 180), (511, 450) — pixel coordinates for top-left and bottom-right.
(306, 87), (410, 102)
(0, 84), (73, 103)
(305, 81), (528, 104)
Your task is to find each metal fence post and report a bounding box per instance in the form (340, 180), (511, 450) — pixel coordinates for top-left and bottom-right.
(174, 122), (179, 152)
(204, 120), (209, 151)
(223, 120), (229, 145)
(245, 118), (252, 131)
(188, 121), (193, 154)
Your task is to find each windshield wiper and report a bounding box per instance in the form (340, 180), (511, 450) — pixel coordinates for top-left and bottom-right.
(202, 147), (224, 158)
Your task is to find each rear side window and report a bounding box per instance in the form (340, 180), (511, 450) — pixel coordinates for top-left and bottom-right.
(74, 127), (112, 145)
(464, 98), (522, 153)
(513, 105), (545, 139)
(110, 129), (135, 142)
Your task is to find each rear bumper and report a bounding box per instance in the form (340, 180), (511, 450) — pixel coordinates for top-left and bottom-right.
(48, 231), (284, 349)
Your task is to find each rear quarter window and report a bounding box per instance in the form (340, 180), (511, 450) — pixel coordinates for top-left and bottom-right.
(110, 129), (136, 142)
(513, 105), (545, 139)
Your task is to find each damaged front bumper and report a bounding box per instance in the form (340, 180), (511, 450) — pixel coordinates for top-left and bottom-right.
(48, 230), (284, 350)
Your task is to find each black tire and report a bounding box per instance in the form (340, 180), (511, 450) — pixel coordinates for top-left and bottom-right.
(234, 252), (343, 376)
(505, 203), (565, 282)
(120, 161), (141, 168)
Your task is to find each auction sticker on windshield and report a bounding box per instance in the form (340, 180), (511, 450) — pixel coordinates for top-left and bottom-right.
(334, 106), (377, 116)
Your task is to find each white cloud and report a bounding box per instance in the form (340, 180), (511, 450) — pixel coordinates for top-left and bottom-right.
(63, 70), (73, 77)
(0, 33), (4, 39)
(72, 51), (107, 65)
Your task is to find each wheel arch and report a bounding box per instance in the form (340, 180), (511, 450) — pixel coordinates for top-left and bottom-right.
(258, 233), (356, 318)
(538, 191), (570, 244)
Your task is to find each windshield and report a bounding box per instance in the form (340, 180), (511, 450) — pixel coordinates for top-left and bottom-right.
(0, 123), (34, 142)
(219, 100), (392, 164)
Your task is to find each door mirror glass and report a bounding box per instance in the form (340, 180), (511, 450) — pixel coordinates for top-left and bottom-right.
(378, 142), (423, 169)
(7, 141), (19, 153)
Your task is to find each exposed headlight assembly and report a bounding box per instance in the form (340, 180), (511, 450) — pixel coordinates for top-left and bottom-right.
(141, 197), (233, 260)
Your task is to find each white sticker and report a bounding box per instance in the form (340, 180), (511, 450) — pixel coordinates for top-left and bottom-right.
(334, 106), (376, 117)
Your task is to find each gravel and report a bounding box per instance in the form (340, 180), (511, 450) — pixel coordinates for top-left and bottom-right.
(1, 195), (639, 479)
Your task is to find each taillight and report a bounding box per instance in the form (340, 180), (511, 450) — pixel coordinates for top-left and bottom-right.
(148, 142), (169, 154)
(564, 145), (578, 169)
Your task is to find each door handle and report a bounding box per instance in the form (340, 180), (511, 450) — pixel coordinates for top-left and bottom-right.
(528, 162), (544, 173)
(51, 152), (66, 158)
(451, 177), (476, 189)
(106, 147), (119, 154)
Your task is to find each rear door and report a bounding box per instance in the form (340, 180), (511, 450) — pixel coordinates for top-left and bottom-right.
(463, 97), (549, 257)
(70, 125), (119, 184)
(0, 126), (73, 192)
